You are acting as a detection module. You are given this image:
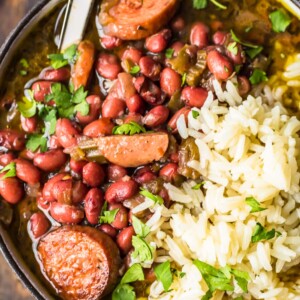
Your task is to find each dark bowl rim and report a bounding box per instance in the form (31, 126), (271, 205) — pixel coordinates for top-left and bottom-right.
(0, 1), (51, 299)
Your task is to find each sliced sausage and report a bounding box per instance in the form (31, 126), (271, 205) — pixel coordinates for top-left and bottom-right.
(92, 132), (169, 168)
(37, 226), (121, 299)
(71, 40), (95, 90)
(99, 0), (180, 40)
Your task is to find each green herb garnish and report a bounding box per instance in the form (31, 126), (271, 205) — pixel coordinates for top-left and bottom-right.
(249, 69), (268, 85)
(0, 162), (16, 179)
(181, 73), (187, 87)
(130, 65), (141, 75)
(246, 46), (263, 59)
(48, 44), (78, 69)
(192, 181), (205, 190)
(193, 0), (227, 10)
(26, 134), (48, 153)
(269, 9), (292, 33)
(230, 30), (259, 49)
(112, 284), (135, 300)
(165, 48), (175, 59)
(251, 222), (281, 243)
(227, 42), (238, 56)
(132, 216), (150, 238)
(139, 188), (163, 205)
(121, 264), (145, 285)
(192, 110), (200, 119)
(99, 209), (119, 224)
(131, 236), (153, 263)
(113, 122), (146, 136)
(245, 197), (266, 213)
(154, 261), (173, 292)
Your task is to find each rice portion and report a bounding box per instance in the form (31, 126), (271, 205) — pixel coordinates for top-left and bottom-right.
(140, 79), (300, 299)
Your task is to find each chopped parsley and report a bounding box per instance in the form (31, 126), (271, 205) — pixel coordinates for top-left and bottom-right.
(17, 94), (37, 118)
(0, 162), (16, 179)
(112, 284), (135, 300)
(246, 46), (263, 59)
(245, 197), (266, 213)
(192, 110), (200, 119)
(48, 44), (78, 69)
(154, 261), (173, 292)
(139, 188), (163, 205)
(269, 9), (292, 33)
(113, 122), (146, 136)
(192, 181), (205, 190)
(99, 208), (119, 224)
(227, 42), (238, 56)
(131, 235), (153, 263)
(181, 73), (187, 87)
(193, 0), (227, 10)
(165, 48), (175, 59)
(26, 134), (48, 153)
(230, 30), (259, 49)
(249, 69), (268, 85)
(132, 216), (150, 238)
(129, 65), (141, 75)
(251, 222), (281, 243)
(121, 264), (145, 285)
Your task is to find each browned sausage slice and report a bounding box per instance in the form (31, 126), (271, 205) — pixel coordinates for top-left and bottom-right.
(71, 40), (95, 90)
(81, 132), (169, 168)
(99, 0), (180, 40)
(38, 226), (121, 300)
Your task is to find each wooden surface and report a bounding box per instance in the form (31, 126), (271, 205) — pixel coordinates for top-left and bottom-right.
(0, 1), (37, 299)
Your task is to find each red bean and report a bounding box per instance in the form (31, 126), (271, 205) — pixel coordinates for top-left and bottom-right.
(108, 164), (127, 182)
(160, 67), (182, 97)
(117, 73), (137, 101)
(116, 226), (134, 254)
(84, 188), (104, 225)
(207, 50), (233, 80)
(37, 195), (50, 209)
(139, 56), (161, 81)
(225, 42), (245, 65)
(0, 129), (25, 151)
(190, 22), (210, 49)
(212, 31), (227, 45)
(20, 116), (37, 133)
(50, 202), (84, 224)
(105, 178), (138, 203)
(76, 95), (101, 125)
(237, 76), (251, 96)
(0, 174), (23, 204)
(181, 86), (208, 108)
(42, 173), (69, 202)
(171, 16), (185, 33)
(55, 118), (79, 148)
(124, 113), (143, 124)
(69, 159), (87, 174)
(134, 167), (157, 184)
(29, 212), (50, 239)
(48, 135), (61, 149)
(0, 153), (15, 166)
(159, 187), (171, 208)
(34, 149), (67, 172)
(159, 163), (178, 182)
(109, 203), (129, 230)
(15, 158), (41, 184)
(143, 105), (169, 128)
(72, 180), (88, 204)
(42, 67), (70, 82)
(19, 149), (35, 161)
(145, 29), (171, 53)
(169, 41), (184, 57)
(122, 48), (143, 65)
(168, 107), (191, 132)
(96, 53), (122, 80)
(52, 179), (72, 204)
(125, 94), (145, 114)
(32, 81), (53, 102)
(102, 97), (126, 119)
(170, 152), (179, 163)
(98, 224), (118, 238)
(83, 118), (114, 137)
(82, 162), (105, 187)
(100, 35), (122, 49)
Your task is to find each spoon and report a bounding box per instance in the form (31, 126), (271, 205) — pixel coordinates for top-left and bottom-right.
(279, 0), (300, 19)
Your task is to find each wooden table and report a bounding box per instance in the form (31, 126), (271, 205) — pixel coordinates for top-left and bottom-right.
(0, 1), (37, 299)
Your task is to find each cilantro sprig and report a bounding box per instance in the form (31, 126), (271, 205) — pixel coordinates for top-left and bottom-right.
(245, 197), (266, 213)
(193, 0), (227, 10)
(132, 216), (150, 238)
(113, 122), (146, 136)
(251, 223), (281, 243)
(154, 261), (173, 292)
(48, 44), (78, 69)
(249, 69), (268, 85)
(26, 134), (48, 153)
(139, 188), (163, 205)
(269, 10), (292, 33)
(0, 162), (16, 179)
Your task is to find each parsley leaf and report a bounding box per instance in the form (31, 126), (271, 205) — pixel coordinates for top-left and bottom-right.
(17, 96), (37, 118)
(154, 261), (173, 292)
(246, 46), (263, 59)
(193, 0), (207, 9)
(132, 216), (150, 238)
(43, 108), (57, 136)
(72, 86), (88, 104)
(48, 44), (78, 69)
(121, 264), (145, 284)
(26, 134), (48, 153)
(112, 283), (135, 300)
(165, 48), (175, 59)
(192, 182), (205, 190)
(192, 110), (200, 119)
(181, 73), (187, 87)
(251, 222), (280, 243)
(245, 197), (266, 213)
(269, 10), (292, 33)
(130, 65), (140, 75)
(249, 69), (268, 85)
(230, 30), (259, 49)
(113, 122), (146, 136)
(99, 208), (119, 224)
(227, 42), (238, 55)
(0, 162), (16, 179)
(231, 269), (250, 292)
(210, 0), (227, 10)
(20, 58), (29, 68)
(74, 100), (89, 116)
(131, 236), (153, 263)
(139, 188), (163, 205)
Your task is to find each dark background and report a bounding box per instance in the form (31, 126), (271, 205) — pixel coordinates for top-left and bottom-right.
(0, 1), (36, 299)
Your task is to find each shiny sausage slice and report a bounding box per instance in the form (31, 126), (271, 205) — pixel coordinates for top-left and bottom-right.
(85, 132), (169, 168)
(71, 40), (95, 90)
(99, 0), (180, 40)
(38, 226), (121, 300)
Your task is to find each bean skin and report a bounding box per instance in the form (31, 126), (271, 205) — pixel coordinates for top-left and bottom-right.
(125, 94), (145, 114)
(102, 97), (126, 119)
(105, 178), (138, 204)
(29, 212), (50, 239)
(109, 203), (128, 230)
(82, 162), (105, 187)
(124, 113), (143, 125)
(32, 81), (53, 102)
(116, 226), (134, 254)
(0, 153), (15, 166)
(207, 49), (233, 80)
(237, 76), (251, 96)
(34, 149), (67, 172)
(139, 56), (161, 81)
(52, 179), (72, 204)
(169, 41), (184, 57)
(100, 35), (122, 49)
(98, 224), (118, 238)
(37, 195), (50, 210)
(143, 105), (169, 128)
(42, 67), (70, 82)
(55, 118), (79, 148)
(122, 48), (143, 65)
(160, 67), (182, 97)
(0, 129), (25, 151)
(212, 31), (227, 45)
(108, 164), (127, 182)
(96, 53), (122, 80)
(72, 180), (88, 204)
(0, 174), (23, 204)
(181, 86), (208, 108)
(170, 16), (185, 33)
(190, 22), (209, 49)
(50, 202), (84, 224)
(48, 135), (61, 149)
(83, 118), (114, 138)
(134, 166), (157, 184)
(69, 159), (87, 174)
(42, 173), (69, 202)
(21, 116), (37, 133)
(159, 163), (179, 182)
(168, 107), (191, 132)
(145, 29), (171, 53)
(76, 95), (101, 125)
(84, 188), (104, 225)
(15, 158), (41, 185)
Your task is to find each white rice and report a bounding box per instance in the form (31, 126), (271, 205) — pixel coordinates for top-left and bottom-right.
(138, 70), (300, 299)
